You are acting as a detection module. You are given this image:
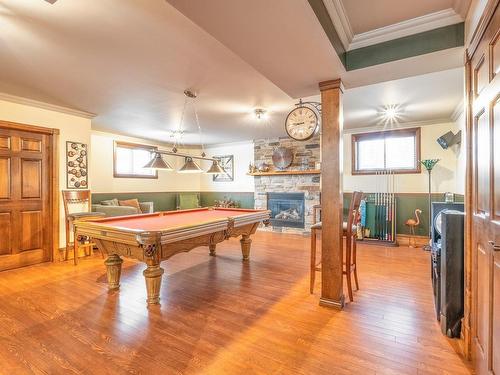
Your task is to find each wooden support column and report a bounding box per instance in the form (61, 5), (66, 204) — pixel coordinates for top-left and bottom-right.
(319, 79), (345, 309)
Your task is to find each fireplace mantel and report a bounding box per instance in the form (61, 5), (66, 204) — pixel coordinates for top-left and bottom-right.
(247, 169), (320, 176)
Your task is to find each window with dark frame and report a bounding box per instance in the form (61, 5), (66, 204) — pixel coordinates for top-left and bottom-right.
(351, 127), (421, 175)
(113, 141), (158, 179)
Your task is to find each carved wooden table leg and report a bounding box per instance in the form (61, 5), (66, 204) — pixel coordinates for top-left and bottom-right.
(240, 234), (252, 261)
(104, 254), (123, 290)
(139, 232), (164, 305)
(209, 244), (217, 256)
(143, 259), (164, 305)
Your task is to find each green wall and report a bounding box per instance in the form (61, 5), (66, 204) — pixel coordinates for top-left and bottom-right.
(93, 191), (463, 236)
(92, 192), (255, 211)
(344, 192), (464, 237)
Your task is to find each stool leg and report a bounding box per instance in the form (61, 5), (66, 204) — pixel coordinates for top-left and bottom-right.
(310, 228), (316, 294)
(353, 234), (359, 291)
(345, 235), (353, 302)
(65, 220), (70, 261)
(73, 232), (78, 266)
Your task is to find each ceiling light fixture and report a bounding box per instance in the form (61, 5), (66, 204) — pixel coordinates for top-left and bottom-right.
(254, 108), (266, 120)
(178, 157), (203, 173)
(143, 152), (174, 170)
(142, 89), (226, 175)
(381, 104), (402, 123)
(205, 160), (225, 174)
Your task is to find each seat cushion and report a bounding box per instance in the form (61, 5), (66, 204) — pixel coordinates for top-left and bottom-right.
(311, 222), (356, 233)
(100, 198), (119, 206)
(119, 198), (142, 213)
(311, 222), (322, 230)
(343, 222), (357, 233)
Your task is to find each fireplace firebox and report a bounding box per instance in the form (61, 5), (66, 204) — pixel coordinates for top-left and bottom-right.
(267, 193), (305, 228)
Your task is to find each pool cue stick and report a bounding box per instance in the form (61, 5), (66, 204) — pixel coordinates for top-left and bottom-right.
(384, 171), (389, 241)
(376, 171), (381, 239)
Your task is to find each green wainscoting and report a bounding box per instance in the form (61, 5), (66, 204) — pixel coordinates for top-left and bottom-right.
(92, 192), (178, 211)
(92, 192), (255, 212)
(93, 191), (463, 237)
(344, 192), (464, 237)
(200, 192), (255, 209)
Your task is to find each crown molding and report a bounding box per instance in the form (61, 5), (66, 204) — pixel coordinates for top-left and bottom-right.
(451, 99), (465, 122)
(0, 92), (96, 119)
(343, 118), (454, 135)
(321, 0), (353, 49)
(349, 8), (463, 50)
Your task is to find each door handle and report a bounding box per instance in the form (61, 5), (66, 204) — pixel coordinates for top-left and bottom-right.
(488, 241), (500, 251)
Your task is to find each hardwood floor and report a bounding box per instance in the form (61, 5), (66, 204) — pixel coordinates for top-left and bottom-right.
(0, 231), (472, 374)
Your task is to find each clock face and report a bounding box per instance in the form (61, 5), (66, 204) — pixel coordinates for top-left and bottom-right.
(285, 106), (318, 141)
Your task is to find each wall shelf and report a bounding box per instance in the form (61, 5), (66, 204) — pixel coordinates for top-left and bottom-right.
(247, 169), (321, 176)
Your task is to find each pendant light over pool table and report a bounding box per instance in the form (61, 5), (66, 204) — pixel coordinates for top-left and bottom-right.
(142, 89), (226, 175)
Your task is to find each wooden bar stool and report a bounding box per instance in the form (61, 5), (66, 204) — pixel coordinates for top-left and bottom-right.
(310, 191), (363, 301)
(62, 190), (105, 265)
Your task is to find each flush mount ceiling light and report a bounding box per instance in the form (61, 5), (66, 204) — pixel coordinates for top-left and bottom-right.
(254, 108), (267, 120)
(380, 104), (403, 124)
(142, 89), (226, 175)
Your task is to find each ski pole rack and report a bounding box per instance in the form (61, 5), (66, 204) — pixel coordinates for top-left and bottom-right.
(359, 170), (398, 247)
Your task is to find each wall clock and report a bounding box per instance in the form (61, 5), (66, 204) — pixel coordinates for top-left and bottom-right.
(285, 106), (319, 141)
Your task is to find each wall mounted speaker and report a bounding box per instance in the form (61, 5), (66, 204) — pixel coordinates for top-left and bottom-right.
(437, 130), (461, 149)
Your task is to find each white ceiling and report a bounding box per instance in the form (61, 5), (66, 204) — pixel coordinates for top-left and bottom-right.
(341, 0), (455, 34)
(0, 0), (464, 144)
(343, 68), (463, 130)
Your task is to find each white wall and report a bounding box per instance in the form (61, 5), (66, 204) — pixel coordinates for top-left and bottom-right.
(343, 122), (462, 193)
(0, 98), (92, 248)
(200, 141), (255, 192)
(90, 131), (201, 193)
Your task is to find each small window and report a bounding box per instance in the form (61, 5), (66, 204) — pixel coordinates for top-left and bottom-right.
(113, 141), (158, 178)
(352, 128), (421, 174)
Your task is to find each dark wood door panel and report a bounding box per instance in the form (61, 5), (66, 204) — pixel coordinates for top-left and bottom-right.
(0, 212), (12, 255)
(0, 125), (52, 272)
(19, 210), (42, 252)
(0, 135), (10, 150)
(475, 109), (490, 215)
(20, 138), (41, 152)
(469, 4), (500, 373)
(20, 159), (42, 199)
(0, 157), (10, 199)
(493, 97), (500, 220)
(476, 244), (490, 356)
(493, 256), (500, 374)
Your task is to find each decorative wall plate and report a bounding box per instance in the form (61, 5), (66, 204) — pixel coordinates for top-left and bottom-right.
(272, 147), (293, 170)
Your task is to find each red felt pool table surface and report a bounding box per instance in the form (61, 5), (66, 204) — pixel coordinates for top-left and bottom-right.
(93, 208), (265, 231)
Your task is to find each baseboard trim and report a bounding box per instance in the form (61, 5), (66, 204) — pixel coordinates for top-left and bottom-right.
(397, 234), (430, 247)
(319, 295), (345, 310)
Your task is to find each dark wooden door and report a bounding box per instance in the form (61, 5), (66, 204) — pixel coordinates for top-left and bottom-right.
(469, 3), (500, 373)
(0, 127), (51, 271)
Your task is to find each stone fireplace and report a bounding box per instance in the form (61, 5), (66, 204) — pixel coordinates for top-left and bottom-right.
(253, 136), (321, 234)
(267, 192), (305, 229)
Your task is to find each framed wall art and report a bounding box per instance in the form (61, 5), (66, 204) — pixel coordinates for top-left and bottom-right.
(66, 141), (88, 189)
(213, 155), (234, 182)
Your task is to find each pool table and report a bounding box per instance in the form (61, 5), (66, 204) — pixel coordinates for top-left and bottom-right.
(73, 207), (270, 305)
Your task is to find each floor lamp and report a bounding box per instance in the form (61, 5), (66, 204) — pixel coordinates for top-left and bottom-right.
(421, 159), (440, 251)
